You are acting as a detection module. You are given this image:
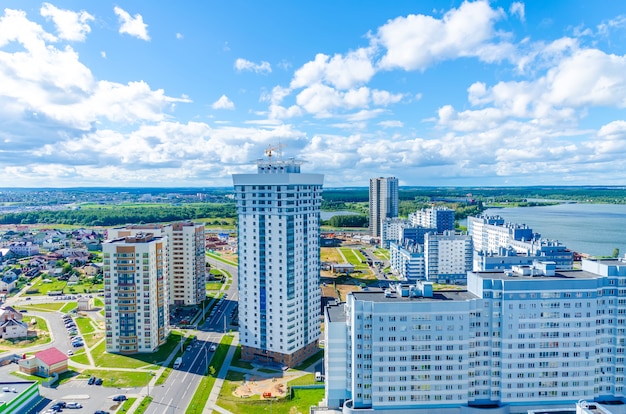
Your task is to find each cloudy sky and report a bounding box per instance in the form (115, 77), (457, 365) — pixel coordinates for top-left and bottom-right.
(2, 1), (626, 188)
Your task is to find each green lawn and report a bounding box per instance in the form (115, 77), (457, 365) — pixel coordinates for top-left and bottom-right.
(26, 278), (103, 296)
(81, 369), (154, 387)
(91, 331), (183, 369)
(206, 281), (223, 290)
(135, 396), (153, 414)
(21, 302), (65, 312)
(75, 316), (95, 334)
(230, 345), (254, 369)
(70, 351), (90, 365)
(118, 397), (137, 413)
(60, 302), (78, 313)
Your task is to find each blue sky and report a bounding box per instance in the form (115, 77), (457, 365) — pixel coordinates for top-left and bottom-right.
(2, 1), (626, 188)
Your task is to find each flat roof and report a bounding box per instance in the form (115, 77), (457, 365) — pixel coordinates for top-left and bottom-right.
(326, 302), (346, 323)
(351, 289), (478, 303)
(0, 381), (37, 405)
(473, 269), (601, 281)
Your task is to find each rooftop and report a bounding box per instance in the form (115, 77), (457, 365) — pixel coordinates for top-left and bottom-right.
(351, 288), (478, 303)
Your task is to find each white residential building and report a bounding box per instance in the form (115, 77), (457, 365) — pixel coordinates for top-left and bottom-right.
(103, 233), (169, 354)
(381, 218), (410, 248)
(233, 157), (323, 367)
(325, 258), (626, 414)
(409, 206), (455, 233)
(424, 231), (473, 283)
(389, 242), (425, 281)
(369, 177), (399, 238)
(468, 215), (573, 270)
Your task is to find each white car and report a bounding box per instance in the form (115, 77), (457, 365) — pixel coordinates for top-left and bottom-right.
(209, 344), (217, 352)
(66, 402), (82, 409)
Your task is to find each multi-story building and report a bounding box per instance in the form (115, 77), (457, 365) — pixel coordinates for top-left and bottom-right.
(468, 215), (573, 270)
(369, 177), (398, 238)
(163, 222), (206, 306)
(232, 157), (323, 367)
(424, 231), (473, 283)
(380, 218), (410, 248)
(108, 222), (206, 306)
(103, 233), (169, 354)
(325, 258), (626, 414)
(409, 206), (455, 233)
(389, 241), (425, 281)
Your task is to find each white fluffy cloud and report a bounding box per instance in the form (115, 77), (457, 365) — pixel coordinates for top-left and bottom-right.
(374, 1), (506, 71)
(291, 48), (375, 90)
(212, 95), (235, 110)
(234, 58), (272, 74)
(114, 6), (150, 41)
(40, 3), (93, 41)
(509, 2), (525, 22)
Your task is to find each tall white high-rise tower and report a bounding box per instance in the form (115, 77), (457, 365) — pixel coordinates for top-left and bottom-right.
(233, 152), (323, 367)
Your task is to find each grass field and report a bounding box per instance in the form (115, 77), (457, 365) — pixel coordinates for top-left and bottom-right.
(80, 369), (154, 387)
(60, 302), (78, 313)
(90, 332), (180, 369)
(75, 316), (95, 334)
(320, 247), (344, 263)
(21, 302), (65, 312)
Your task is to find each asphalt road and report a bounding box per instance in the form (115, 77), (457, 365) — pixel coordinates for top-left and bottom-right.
(142, 257), (238, 414)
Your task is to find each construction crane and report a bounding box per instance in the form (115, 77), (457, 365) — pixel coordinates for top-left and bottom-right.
(264, 143), (285, 160)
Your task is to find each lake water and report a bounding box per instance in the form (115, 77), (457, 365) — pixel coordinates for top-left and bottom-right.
(482, 203), (626, 257)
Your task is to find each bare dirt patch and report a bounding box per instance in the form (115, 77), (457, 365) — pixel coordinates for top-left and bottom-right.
(233, 371), (302, 399)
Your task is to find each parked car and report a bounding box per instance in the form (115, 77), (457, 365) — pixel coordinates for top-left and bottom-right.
(88, 376), (95, 385)
(94, 411), (110, 414)
(112, 395), (127, 402)
(209, 344), (217, 352)
(67, 350), (74, 356)
(72, 342), (84, 348)
(51, 401), (66, 409)
(95, 377), (103, 385)
(66, 402), (82, 409)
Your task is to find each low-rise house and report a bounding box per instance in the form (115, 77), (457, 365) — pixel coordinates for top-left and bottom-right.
(0, 306), (28, 339)
(0, 272), (18, 293)
(77, 296), (94, 311)
(9, 242), (39, 257)
(67, 275), (80, 285)
(19, 347), (68, 377)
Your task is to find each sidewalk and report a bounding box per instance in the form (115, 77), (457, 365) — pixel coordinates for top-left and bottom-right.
(204, 333), (239, 414)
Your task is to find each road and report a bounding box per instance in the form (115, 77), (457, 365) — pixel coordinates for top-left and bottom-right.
(142, 256), (238, 413)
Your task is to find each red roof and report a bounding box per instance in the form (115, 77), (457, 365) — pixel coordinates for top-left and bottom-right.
(35, 347), (68, 366)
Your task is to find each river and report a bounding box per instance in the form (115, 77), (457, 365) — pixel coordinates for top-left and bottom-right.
(482, 203), (626, 257)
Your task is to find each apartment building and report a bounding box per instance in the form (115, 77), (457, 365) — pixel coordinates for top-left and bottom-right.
(232, 157), (323, 367)
(103, 233), (169, 354)
(468, 215), (573, 270)
(369, 177), (398, 238)
(409, 206), (455, 233)
(163, 222), (206, 306)
(108, 222), (206, 306)
(424, 231), (473, 283)
(325, 258), (626, 414)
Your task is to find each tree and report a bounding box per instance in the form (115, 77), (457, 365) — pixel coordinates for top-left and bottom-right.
(613, 248), (620, 258)
(209, 366), (216, 376)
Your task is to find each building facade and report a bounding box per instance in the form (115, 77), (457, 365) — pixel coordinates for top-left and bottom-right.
(468, 215), (573, 271)
(381, 218), (410, 249)
(424, 231), (473, 283)
(409, 206), (455, 233)
(369, 177), (399, 238)
(163, 222), (206, 306)
(233, 157), (323, 367)
(103, 233), (169, 354)
(108, 222), (206, 306)
(325, 258), (626, 414)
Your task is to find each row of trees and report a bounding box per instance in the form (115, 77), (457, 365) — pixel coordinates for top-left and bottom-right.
(0, 204), (236, 227)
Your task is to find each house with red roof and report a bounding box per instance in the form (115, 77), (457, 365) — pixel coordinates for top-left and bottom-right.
(18, 347), (68, 377)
